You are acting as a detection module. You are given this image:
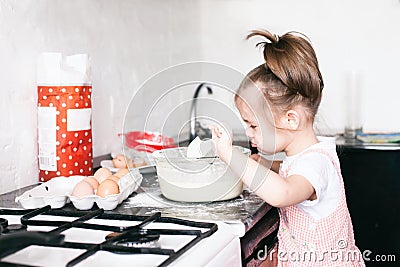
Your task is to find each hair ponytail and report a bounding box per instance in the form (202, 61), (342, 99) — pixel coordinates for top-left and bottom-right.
(247, 29), (280, 45)
(241, 29), (324, 120)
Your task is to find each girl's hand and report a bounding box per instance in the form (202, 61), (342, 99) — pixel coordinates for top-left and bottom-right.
(209, 123), (233, 162)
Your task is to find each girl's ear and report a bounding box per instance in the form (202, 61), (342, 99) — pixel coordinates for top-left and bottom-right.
(280, 109), (300, 130)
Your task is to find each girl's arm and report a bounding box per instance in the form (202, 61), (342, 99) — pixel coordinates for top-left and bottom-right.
(211, 126), (314, 208)
(229, 147), (314, 208)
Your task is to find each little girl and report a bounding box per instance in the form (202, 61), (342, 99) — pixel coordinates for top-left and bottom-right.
(211, 30), (365, 266)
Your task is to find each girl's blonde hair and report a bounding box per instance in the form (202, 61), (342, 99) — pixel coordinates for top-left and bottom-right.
(237, 29), (324, 121)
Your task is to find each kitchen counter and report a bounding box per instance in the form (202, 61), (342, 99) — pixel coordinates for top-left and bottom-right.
(336, 134), (400, 150)
(126, 172), (274, 235)
(0, 168), (275, 236)
(0, 138), (275, 236)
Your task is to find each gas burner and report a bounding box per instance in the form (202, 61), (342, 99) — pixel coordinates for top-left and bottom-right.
(115, 235), (161, 248)
(2, 224), (27, 234)
(106, 232), (161, 249)
(0, 217), (28, 234)
(0, 206), (219, 267)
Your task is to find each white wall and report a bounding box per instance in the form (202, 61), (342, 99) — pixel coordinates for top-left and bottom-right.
(0, 0), (203, 193)
(198, 0), (400, 134)
(1, 0), (399, 194)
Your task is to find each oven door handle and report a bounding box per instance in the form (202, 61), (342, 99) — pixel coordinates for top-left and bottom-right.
(0, 231), (64, 258)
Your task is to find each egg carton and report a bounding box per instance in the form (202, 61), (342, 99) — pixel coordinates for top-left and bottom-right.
(100, 159), (156, 174)
(69, 169), (142, 210)
(15, 175), (85, 209)
(15, 170), (143, 211)
(102, 150), (156, 173)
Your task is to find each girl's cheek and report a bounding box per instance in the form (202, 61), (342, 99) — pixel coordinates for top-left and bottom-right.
(245, 127), (254, 138)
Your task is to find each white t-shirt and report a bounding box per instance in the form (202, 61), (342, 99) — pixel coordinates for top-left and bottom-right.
(280, 136), (341, 220)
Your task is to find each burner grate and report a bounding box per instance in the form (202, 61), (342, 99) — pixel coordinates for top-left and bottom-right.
(0, 205), (218, 267)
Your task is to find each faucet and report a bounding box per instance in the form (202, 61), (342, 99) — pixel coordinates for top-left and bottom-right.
(189, 83), (213, 142)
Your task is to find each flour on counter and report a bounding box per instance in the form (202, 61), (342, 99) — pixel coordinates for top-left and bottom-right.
(124, 187), (265, 223)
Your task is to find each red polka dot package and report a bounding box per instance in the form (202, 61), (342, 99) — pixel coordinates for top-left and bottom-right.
(37, 53), (92, 182)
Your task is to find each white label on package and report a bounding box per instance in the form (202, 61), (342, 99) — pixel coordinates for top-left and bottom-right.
(67, 108), (91, 131)
(38, 107), (57, 171)
(38, 143), (57, 171)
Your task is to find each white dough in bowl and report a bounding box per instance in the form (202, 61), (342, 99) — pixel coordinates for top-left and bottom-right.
(186, 136), (216, 158)
(153, 146), (250, 202)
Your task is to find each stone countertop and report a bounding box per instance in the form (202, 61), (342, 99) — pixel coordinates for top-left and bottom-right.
(0, 140), (274, 234)
(117, 172), (273, 232)
(0, 170), (273, 234)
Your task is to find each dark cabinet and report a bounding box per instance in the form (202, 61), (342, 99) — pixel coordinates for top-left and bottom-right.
(337, 143), (400, 266)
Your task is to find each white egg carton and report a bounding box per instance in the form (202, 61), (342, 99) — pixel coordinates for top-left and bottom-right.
(15, 170), (143, 211)
(100, 160), (156, 174)
(15, 175), (85, 209)
(69, 169), (142, 210)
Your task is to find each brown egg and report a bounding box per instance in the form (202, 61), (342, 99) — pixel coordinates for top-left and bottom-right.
(93, 168), (113, 183)
(96, 179), (120, 198)
(83, 176), (100, 190)
(72, 181), (94, 197)
(112, 154), (128, 168)
(106, 175), (120, 184)
(133, 157), (147, 167)
(126, 157), (134, 168)
(114, 168), (129, 178)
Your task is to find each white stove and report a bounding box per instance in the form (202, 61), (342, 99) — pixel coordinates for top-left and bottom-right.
(0, 206), (241, 267)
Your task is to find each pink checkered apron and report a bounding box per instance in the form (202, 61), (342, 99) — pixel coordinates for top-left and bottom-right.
(277, 149), (365, 267)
